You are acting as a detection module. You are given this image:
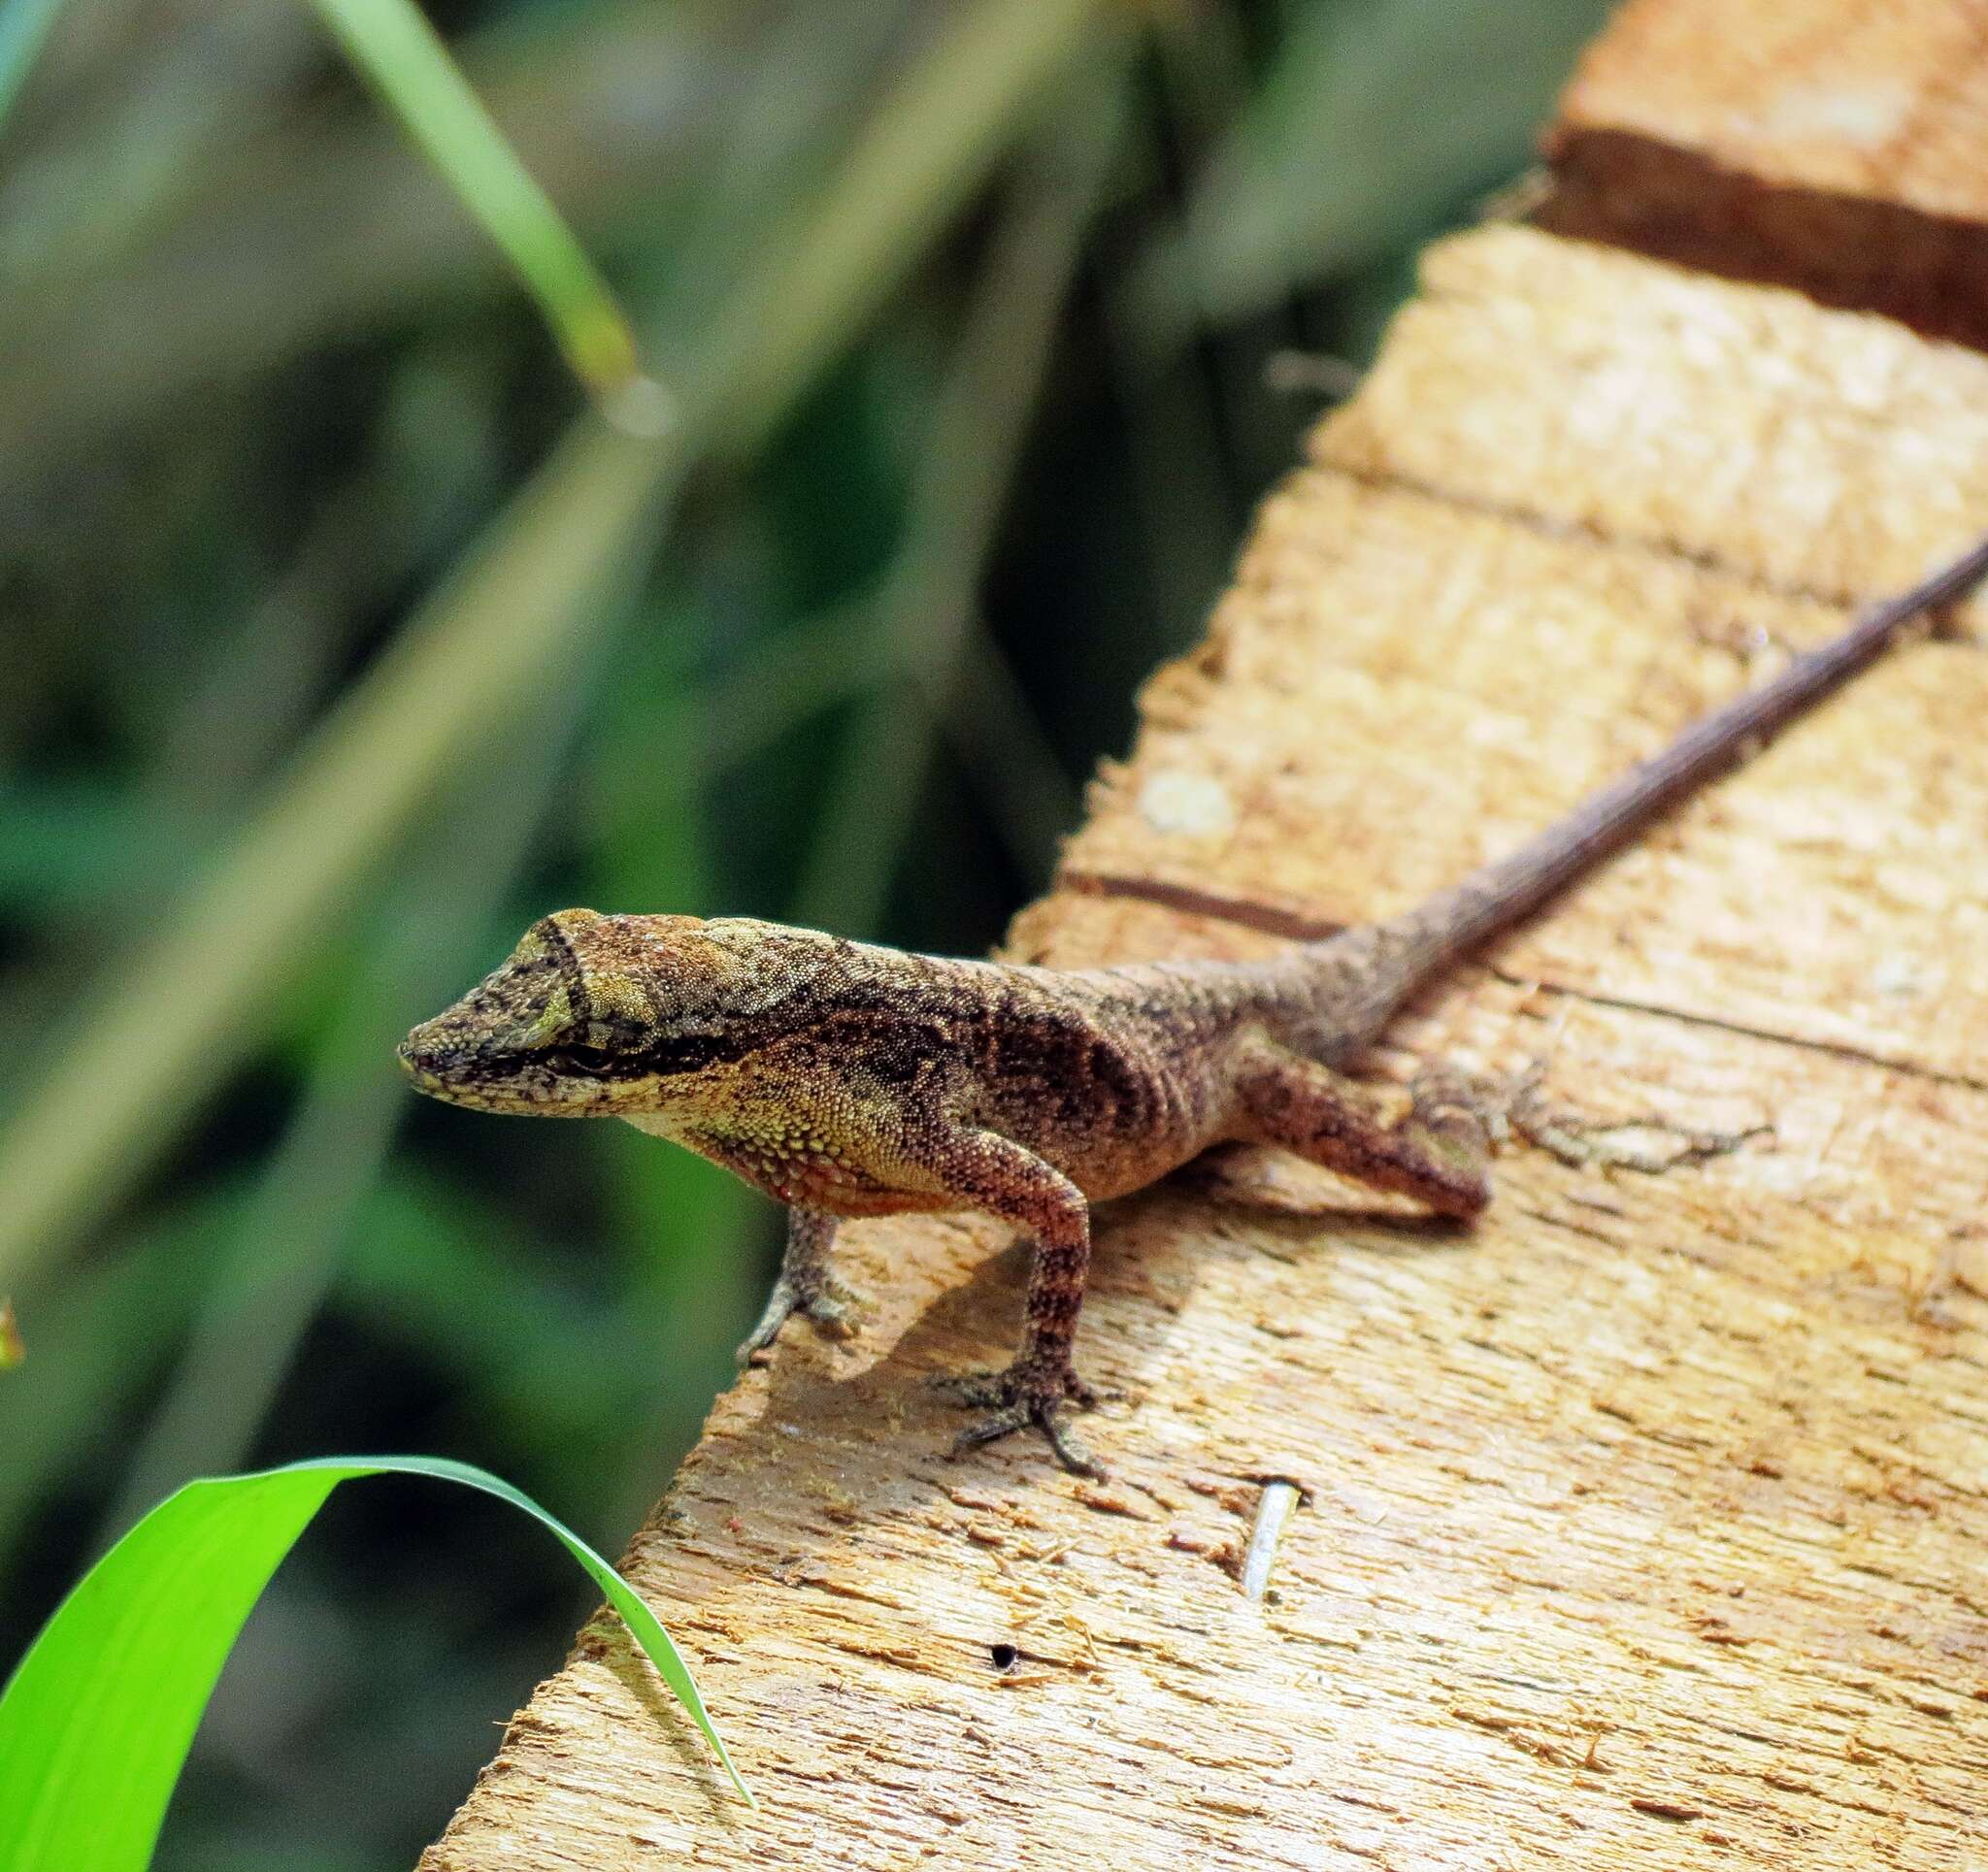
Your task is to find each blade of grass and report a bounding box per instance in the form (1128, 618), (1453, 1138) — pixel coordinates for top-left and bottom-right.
(1135, 0), (1614, 340)
(99, 656), (597, 1539)
(791, 65), (1127, 932)
(0, 4), (742, 461)
(0, 1456), (748, 1872)
(0, 1196), (228, 1582)
(0, 0), (1110, 1302)
(309, 0), (639, 402)
(0, 417), (667, 1299)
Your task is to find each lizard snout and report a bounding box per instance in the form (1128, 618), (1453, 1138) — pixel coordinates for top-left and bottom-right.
(396, 1025), (452, 1093)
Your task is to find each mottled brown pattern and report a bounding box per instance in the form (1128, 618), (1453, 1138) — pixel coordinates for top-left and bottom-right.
(401, 535), (1988, 1474)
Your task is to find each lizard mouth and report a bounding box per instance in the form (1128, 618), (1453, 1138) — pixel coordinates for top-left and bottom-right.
(395, 1035), (447, 1094)
(396, 1039), (601, 1114)
(395, 1007), (732, 1111)
(397, 1035), (485, 1105)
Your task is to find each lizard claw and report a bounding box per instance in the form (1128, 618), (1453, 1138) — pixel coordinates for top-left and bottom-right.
(736, 1273), (862, 1364)
(932, 1360), (1110, 1477)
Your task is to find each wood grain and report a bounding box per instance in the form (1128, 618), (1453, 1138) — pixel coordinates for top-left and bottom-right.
(423, 225), (1988, 1871)
(1541, 0), (1988, 344)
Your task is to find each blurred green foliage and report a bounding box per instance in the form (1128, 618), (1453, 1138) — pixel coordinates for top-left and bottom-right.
(0, 0), (1609, 1863)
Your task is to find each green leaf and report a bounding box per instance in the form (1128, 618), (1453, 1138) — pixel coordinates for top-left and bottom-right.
(1139, 0), (1616, 338)
(0, 1456), (750, 1872)
(308, 0), (640, 400)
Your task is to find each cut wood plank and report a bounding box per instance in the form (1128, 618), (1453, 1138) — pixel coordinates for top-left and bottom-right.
(1077, 227), (1988, 1086)
(423, 230), (1988, 1871)
(1541, 0), (1988, 344)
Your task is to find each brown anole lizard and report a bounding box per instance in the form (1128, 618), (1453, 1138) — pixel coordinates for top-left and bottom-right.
(401, 535), (1988, 1476)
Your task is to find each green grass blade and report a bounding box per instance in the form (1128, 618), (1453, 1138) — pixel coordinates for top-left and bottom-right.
(1138, 0), (1614, 339)
(708, 0), (1112, 460)
(790, 71), (1123, 935)
(0, 1456), (748, 1872)
(309, 0), (639, 399)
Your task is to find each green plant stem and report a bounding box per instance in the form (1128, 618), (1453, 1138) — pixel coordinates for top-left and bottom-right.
(791, 66), (1126, 932)
(98, 670), (593, 1541)
(309, 0), (639, 397)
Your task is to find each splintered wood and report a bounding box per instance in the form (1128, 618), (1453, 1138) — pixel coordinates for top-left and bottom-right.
(1542, 0), (1988, 344)
(425, 232), (1988, 1871)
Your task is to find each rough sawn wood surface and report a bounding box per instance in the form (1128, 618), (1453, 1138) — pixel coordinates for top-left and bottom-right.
(421, 235), (1988, 1871)
(1542, 0), (1988, 345)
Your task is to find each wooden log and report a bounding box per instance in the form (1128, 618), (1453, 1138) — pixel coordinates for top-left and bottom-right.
(1541, 0), (1988, 345)
(422, 222), (1988, 1870)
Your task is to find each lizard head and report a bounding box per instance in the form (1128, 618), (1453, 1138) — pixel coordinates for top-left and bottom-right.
(398, 908), (839, 1117)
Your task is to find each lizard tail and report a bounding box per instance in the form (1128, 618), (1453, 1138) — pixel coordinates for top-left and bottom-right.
(1269, 530), (1988, 1061)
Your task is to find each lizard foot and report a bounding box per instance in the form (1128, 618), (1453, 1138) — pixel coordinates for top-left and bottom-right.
(1504, 1064), (1770, 1174)
(932, 1359), (1109, 1478)
(1409, 1064), (1510, 1155)
(736, 1273), (862, 1364)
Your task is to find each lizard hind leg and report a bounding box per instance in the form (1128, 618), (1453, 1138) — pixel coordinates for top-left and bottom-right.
(1233, 1037), (1493, 1221)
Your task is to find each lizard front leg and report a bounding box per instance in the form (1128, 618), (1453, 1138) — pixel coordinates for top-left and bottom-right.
(737, 1205), (861, 1363)
(922, 1128), (1108, 1478)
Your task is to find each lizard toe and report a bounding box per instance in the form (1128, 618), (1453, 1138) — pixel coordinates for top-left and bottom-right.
(934, 1358), (1110, 1476)
(738, 1275), (866, 1363)
(947, 1399), (1106, 1479)
(736, 1278), (800, 1363)
(799, 1278), (862, 1340)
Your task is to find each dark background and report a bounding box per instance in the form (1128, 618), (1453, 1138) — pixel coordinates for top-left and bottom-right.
(0, 2), (1610, 1864)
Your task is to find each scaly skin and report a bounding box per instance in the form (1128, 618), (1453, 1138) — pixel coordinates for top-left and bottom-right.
(401, 535), (1988, 1475)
